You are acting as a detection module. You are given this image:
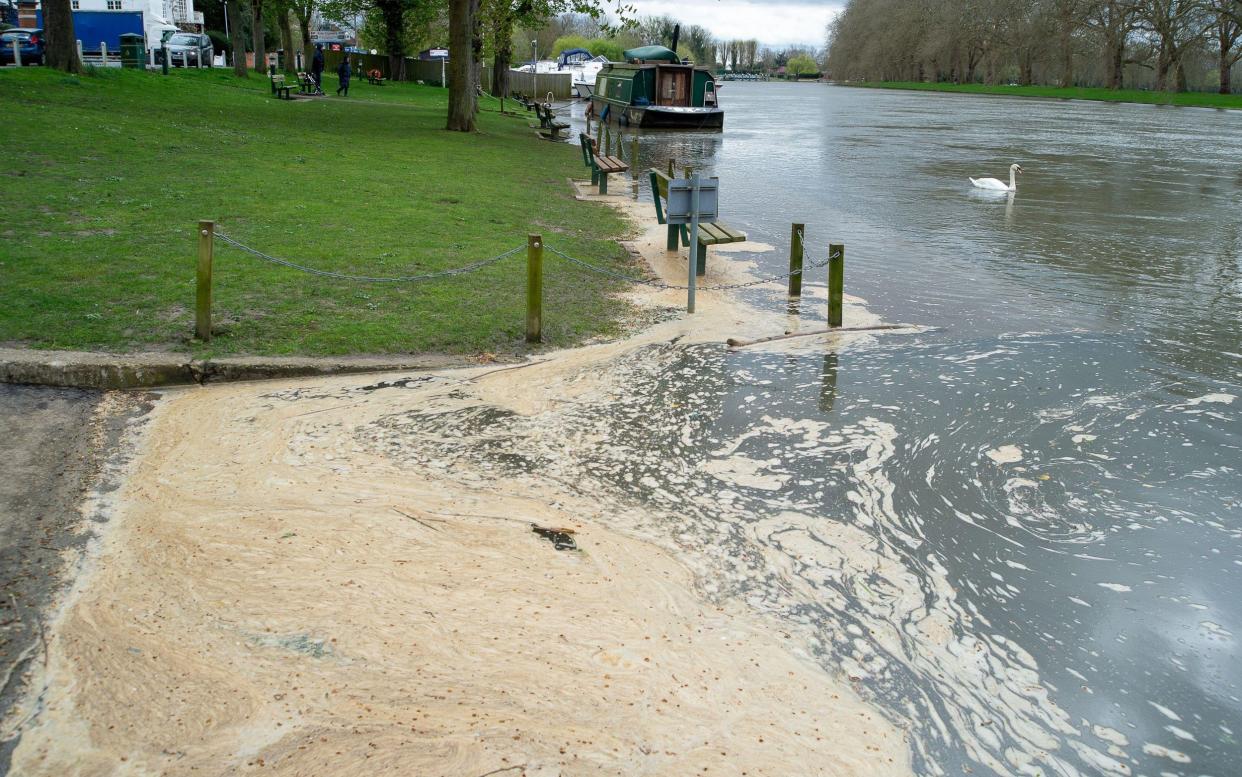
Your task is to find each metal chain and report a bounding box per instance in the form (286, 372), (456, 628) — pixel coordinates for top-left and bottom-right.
(544, 238), (842, 292)
(215, 232), (524, 284)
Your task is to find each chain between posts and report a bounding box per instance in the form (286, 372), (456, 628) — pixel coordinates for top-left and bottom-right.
(543, 233), (842, 293)
(214, 231), (525, 283)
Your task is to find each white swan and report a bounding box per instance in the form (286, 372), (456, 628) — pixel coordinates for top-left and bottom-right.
(970, 164), (1023, 191)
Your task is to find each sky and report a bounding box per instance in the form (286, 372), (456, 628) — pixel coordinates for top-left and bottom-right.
(622, 0), (844, 49)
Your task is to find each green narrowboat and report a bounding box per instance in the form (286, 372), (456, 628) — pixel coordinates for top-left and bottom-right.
(590, 45), (723, 130)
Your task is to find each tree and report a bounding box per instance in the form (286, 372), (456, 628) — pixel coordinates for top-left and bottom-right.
(229, 0), (249, 76)
(43, 0), (83, 73)
(1086, 0), (1143, 89)
(1208, 0), (1242, 92)
(447, 0), (478, 130)
(253, 0), (267, 73)
(787, 53), (818, 76)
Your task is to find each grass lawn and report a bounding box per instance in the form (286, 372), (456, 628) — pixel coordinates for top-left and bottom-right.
(848, 81), (1242, 110)
(0, 67), (641, 357)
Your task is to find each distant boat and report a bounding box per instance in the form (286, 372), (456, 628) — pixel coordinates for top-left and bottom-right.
(590, 43), (723, 130)
(556, 48), (608, 99)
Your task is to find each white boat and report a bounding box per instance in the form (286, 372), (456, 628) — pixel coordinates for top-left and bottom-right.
(556, 49), (609, 99)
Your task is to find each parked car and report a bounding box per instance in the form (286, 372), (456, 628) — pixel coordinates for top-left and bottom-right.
(0, 27), (45, 66)
(156, 32), (212, 67)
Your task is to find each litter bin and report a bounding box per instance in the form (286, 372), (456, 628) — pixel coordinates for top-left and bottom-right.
(119, 33), (145, 69)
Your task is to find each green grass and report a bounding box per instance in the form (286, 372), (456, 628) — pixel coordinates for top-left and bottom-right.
(0, 67), (641, 357)
(848, 81), (1242, 110)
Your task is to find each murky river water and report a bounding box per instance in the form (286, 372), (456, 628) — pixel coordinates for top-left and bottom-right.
(555, 85), (1242, 775)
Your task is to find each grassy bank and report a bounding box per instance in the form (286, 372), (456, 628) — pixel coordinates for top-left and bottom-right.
(848, 81), (1242, 110)
(0, 68), (637, 357)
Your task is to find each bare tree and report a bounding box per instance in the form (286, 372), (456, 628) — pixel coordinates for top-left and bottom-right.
(1207, 0), (1242, 92)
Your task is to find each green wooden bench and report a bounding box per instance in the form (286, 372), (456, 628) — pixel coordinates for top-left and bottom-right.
(531, 103), (569, 138)
(648, 167), (747, 276)
(578, 133), (629, 195)
(368, 74), (385, 86)
(270, 74), (293, 99)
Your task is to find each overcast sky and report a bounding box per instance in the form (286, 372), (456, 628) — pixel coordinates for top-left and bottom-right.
(622, 0), (844, 49)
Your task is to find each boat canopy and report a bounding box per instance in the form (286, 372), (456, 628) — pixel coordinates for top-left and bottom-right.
(622, 45), (681, 63)
(557, 48), (592, 67)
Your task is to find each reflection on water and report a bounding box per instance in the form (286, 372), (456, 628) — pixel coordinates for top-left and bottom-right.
(556, 86), (1239, 775)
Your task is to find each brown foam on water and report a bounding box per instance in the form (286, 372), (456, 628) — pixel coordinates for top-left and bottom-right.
(9, 188), (910, 775)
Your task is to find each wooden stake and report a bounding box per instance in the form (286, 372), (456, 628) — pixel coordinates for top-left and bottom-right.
(828, 243), (844, 327)
(788, 223), (804, 297)
(195, 220), (214, 341)
(526, 234), (543, 343)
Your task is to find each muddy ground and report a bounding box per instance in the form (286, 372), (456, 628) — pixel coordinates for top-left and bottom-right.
(0, 385), (152, 775)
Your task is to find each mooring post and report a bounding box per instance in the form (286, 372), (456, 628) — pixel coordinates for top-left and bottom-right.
(526, 234), (543, 343)
(667, 158), (675, 177)
(788, 223), (805, 297)
(828, 243), (844, 327)
(631, 136), (639, 171)
(196, 220), (215, 341)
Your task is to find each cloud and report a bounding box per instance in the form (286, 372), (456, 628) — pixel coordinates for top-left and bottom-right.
(621, 0), (845, 48)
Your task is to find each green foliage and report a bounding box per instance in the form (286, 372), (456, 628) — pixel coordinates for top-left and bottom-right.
(0, 68), (641, 357)
(550, 34), (624, 62)
(786, 54), (818, 76)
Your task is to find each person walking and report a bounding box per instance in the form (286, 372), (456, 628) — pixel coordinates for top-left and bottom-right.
(336, 55), (351, 97)
(310, 43), (325, 94)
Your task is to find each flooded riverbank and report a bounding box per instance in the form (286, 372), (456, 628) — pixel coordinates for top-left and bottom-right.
(560, 83), (1242, 775)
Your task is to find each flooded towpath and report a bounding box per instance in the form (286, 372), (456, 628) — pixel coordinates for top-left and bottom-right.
(558, 84), (1242, 775)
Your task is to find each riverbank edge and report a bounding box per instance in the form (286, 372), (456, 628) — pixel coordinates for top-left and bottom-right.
(840, 80), (1242, 110)
(0, 346), (527, 390)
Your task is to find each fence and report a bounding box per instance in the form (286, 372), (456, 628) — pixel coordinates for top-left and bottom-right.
(193, 221), (847, 346)
(319, 50), (570, 98)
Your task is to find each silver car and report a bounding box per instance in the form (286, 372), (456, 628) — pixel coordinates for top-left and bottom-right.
(159, 32), (213, 67)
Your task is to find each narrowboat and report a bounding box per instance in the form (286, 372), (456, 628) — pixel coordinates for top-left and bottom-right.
(590, 45), (723, 130)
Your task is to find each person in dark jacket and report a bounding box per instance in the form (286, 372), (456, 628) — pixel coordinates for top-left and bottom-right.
(310, 43), (325, 92)
(336, 55), (351, 97)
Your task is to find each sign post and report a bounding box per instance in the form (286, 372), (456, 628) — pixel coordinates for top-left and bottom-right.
(665, 175), (720, 313)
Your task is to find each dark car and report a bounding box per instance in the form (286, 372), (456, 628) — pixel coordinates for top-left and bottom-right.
(0, 27), (45, 66)
(156, 32), (213, 67)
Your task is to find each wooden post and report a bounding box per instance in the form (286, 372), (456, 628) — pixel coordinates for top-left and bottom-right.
(604, 126), (611, 157)
(196, 221), (214, 341)
(828, 243), (844, 327)
(630, 136), (639, 171)
(788, 223), (805, 297)
(526, 234), (543, 343)
(667, 158), (674, 177)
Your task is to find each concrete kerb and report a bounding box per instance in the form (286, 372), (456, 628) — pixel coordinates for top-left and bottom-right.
(0, 348), (521, 390)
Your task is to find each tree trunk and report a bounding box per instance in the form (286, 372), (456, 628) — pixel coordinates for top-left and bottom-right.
(470, 0), (482, 109)
(1059, 20), (1073, 87)
(446, 0), (477, 131)
(228, 0), (248, 77)
(43, 0), (83, 73)
(280, 10), (295, 74)
(377, 0), (406, 80)
(1155, 41), (1171, 91)
(252, 0), (266, 75)
(1175, 59), (1188, 92)
(1220, 29), (1236, 94)
(1108, 36), (1124, 89)
(297, 15), (311, 72)
(489, 6), (512, 98)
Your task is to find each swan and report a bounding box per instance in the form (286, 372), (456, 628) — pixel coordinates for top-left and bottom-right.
(970, 164), (1023, 191)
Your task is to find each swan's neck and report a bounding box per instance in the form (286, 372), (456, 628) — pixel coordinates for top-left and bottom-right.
(1009, 168), (1017, 190)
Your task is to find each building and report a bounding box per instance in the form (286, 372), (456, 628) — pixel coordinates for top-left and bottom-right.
(19, 0), (201, 51)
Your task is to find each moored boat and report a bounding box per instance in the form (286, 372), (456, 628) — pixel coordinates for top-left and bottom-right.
(590, 43), (723, 130)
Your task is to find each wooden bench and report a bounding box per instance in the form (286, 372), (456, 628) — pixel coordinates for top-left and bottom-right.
(649, 167), (746, 276)
(578, 133), (629, 194)
(297, 72), (320, 94)
(270, 74), (293, 99)
(532, 103), (569, 139)
(368, 74), (385, 85)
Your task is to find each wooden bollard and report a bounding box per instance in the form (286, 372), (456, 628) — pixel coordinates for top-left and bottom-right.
(788, 223), (805, 297)
(526, 234), (543, 343)
(630, 136), (639, 170)
(667, 158), (675, 177)
(828, 243), (844, 327)
(195, 220), (214, 341)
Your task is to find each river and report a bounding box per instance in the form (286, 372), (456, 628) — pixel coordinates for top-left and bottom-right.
(561, 84), (1242, 775)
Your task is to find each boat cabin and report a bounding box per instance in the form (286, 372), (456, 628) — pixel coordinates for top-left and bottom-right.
(591, 45), (722, 129)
